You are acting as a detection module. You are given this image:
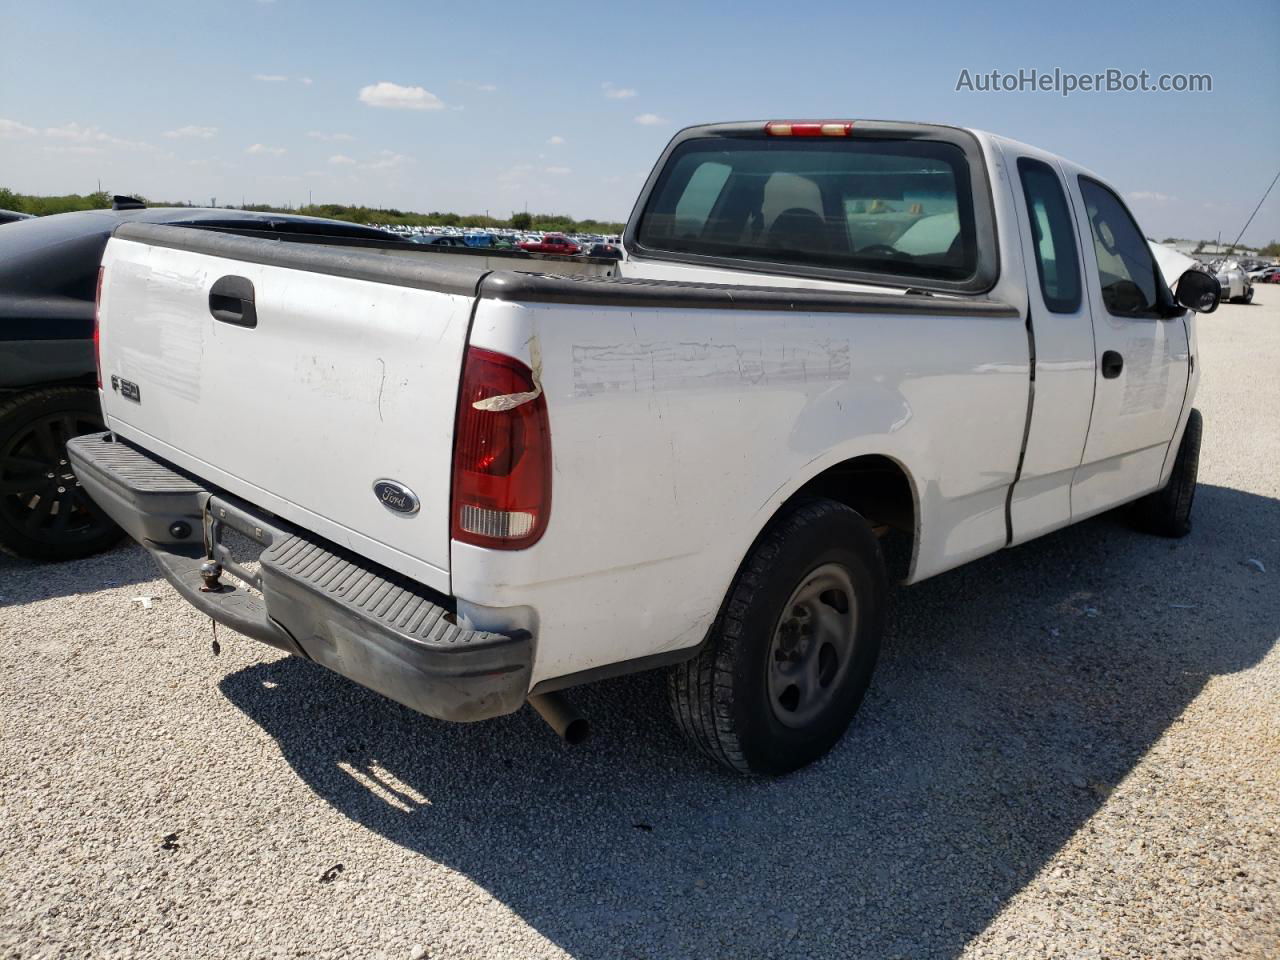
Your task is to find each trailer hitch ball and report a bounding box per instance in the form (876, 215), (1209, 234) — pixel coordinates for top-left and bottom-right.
(199, 560), (223, 592)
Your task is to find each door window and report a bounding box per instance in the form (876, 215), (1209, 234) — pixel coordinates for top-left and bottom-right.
(1079, 177), (1160, 317)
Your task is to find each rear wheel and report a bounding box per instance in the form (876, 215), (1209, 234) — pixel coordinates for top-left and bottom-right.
(0, 387), (122, 561)
(667, 498), (887, 776)
(1131, 408), (1201, 538)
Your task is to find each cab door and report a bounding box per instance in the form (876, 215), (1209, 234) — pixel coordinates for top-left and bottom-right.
(1004, 149), (1097, 543)
(1067, 174), (1190, 519)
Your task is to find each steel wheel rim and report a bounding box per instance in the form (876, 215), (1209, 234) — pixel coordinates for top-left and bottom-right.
(0, 410), (111, 544)
(766, 562), (858, 729)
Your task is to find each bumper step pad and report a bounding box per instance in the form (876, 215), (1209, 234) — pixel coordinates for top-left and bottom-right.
(66, 432), (532, 721)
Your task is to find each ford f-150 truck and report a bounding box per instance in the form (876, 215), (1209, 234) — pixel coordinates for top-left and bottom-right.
(70, 120), (1221, 775)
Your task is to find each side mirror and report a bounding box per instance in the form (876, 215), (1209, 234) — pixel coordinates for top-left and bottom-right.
(1174, 268), (1221, 314)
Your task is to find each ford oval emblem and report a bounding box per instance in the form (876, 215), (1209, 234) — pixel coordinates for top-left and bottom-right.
(373, 479), (420, 517)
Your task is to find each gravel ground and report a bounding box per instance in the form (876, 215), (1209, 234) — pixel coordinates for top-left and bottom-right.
(2, 290), (1277, 960)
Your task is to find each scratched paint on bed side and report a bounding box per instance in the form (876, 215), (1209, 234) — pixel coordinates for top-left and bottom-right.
(571, 338), (851, 397)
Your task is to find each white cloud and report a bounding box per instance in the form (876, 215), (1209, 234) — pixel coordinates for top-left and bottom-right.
(44, 122), (100, 141)
(328, 154), (356, 165)
(634, 113), (666, 126)
(603, 83), (637, 99)
(1128, 191), (1176, 204)
(364, 150), (411, 170)
(547, 135), (565, 145)
(44, 122), (151, 150)
(298, 76), (313, 86)
(246, 143), (287, 156)
(358, 81), (444, 111)
(544, 166), (572, 175)
(308, 131), (354, 142)
(44, 145), (103, 155)
(164, 125), (217, 139)
(477, 83), (497, 93)
(254, 73), (289, 83)
(0, 117), (36, 138)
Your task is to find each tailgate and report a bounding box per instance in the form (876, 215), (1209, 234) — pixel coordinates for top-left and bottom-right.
(96, 223), (486, 592)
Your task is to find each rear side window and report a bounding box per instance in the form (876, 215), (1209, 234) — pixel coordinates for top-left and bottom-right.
(1078, 177), (1159, 316)
(635, 137), (979, 284)
(1017, 158), (1081, 313)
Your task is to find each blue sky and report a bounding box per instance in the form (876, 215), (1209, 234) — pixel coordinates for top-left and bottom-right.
(2, 0), (1277, 243)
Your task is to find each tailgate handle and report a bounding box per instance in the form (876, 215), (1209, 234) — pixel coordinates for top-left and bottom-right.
(209, 276), (257, 328)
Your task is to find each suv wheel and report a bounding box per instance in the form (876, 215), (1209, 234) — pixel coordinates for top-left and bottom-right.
(0, 387), (122, 562)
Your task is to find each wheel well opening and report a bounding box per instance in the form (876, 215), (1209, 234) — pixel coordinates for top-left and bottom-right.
(793, 455), (917, 580)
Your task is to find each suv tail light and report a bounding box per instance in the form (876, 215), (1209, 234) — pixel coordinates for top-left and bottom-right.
(451, 346), (551, 549)
(93, 265), (104, 389)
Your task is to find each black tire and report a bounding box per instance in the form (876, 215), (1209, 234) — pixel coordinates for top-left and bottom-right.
(0, 386), (122, 562)
(1131, 408), (1202, 538)
(667, 498), (887, 776)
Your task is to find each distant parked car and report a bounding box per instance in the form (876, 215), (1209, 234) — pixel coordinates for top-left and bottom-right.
(1212, 260), (1254, 304)
(413, 235), (469, 247)
(0, 201), (403, 561)
(0, 210), (35, 225)
(586, 242), (623, 260)
(1246, 264), (1278, 281)
(1253, 266), (1280, 284)
(518, 233), (580, 255)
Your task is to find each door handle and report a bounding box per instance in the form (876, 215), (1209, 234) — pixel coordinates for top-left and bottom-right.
(209, 275), (257, 328)
(1101, 350), (1123, 379)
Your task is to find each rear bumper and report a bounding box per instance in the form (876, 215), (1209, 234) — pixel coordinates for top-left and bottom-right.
(67, 432), (532, 722)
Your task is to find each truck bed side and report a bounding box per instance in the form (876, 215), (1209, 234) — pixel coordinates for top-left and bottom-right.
(456, 273), (1028, 685)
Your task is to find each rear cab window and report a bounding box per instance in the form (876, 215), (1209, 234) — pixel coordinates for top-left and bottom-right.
(1017, 158), (1082, 313)
(629, 123), (998, 293)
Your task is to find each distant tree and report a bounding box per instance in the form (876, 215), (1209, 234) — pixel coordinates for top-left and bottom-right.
(1259, 240), (1280, 258)
(1, 189), (627, 232)
(1160, 236), (1180, 245)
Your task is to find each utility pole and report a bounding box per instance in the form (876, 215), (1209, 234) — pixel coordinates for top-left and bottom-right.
(1226, 167), (1280, 256)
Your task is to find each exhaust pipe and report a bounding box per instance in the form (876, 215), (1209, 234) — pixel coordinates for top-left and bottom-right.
(528, 692), (590, 745)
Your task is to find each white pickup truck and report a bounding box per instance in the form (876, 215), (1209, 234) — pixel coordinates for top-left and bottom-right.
(70, 120), (1221, 775)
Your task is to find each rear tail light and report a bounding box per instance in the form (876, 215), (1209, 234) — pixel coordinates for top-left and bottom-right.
(765, 121), (854, 137)
(451, 346), (551, 549)
(93, 265), (104, 389)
